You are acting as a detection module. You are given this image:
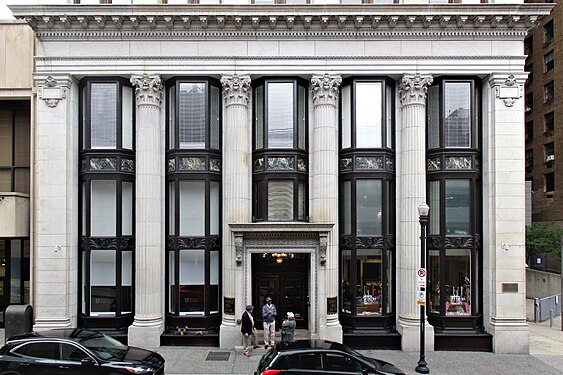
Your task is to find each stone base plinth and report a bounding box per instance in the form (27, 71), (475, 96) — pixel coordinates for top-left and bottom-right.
(397, 317), (434, 352)
(128, 323), (163, 349)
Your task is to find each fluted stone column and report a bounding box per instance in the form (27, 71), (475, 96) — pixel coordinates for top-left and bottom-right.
(219, 74), (252, 348)
(33, 74), (78, 330)
(397, 73), (434, 351)
(484, 73), (528, 354)
(310, 74), (342, 342)
(128, 74), (164, 349)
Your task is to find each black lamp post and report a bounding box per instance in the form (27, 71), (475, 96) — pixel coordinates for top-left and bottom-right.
(416, 202), (430, 374)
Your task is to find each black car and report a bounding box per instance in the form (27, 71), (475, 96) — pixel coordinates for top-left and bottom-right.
(0, 328), (164, 375)
(256, 339), (405, 375)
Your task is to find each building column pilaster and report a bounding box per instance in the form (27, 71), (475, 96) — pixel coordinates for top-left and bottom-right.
(128, 74), (164, 349)
(396, 73), (434, 351)
(33, 74), (78, 330)
(484, 73), (528, 354)
(311, 73), (342, 342)
(219, 74), (252, 348)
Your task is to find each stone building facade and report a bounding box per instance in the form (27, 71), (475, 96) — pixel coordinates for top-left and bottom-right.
(8, 0), (553, 354)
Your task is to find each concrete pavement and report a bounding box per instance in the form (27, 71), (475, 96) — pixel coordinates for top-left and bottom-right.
(158, 315), (563, 375)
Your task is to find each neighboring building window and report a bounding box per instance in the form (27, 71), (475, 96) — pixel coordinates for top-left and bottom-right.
(426, 78), (481, 324)
(544, 81), (554, 102)
(525, 92), (533, 112)
(339, 78), (395, 324)
(525, 121), (534, 142)
(545, 172), (555, 192)
(545, 142), (554, 163)
(166, 78), (221, 326)
(524, 36), (533, 56)
(253, 78), (308, 222)
(544, 51), (554, 72)
(544, 20), (554, 43)
(0, 102), (30, 194)
(79, 78), (135, 328)
(525, 64), (533, 86)
(544, 111), (554, 134)
(525, 149), (533, 170)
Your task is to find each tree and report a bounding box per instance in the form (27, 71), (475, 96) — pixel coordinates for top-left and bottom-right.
(525, 224), (563, 256)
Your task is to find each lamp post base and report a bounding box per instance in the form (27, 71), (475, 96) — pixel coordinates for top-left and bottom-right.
(415, 358), (430, 374)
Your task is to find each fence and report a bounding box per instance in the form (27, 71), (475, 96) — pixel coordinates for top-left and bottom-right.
(534, 294), (562, 323)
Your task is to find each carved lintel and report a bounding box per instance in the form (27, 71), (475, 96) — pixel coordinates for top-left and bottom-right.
(319, 233), (328, 266)
(399, 73), (433, 106)
(130, 74), (163, 107)
(221, 74), (251, 107)
(234, 234), (243, 266)
(311, 73), (342, 106)
(38, 76), (68, 108)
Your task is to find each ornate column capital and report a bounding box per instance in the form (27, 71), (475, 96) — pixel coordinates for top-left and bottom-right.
(311, 73), (342, 106)
(221, 74), (251, 107)
(37, 75), (71, 108)
(130, 73), (163, 107)
(399, 73), (433, 106)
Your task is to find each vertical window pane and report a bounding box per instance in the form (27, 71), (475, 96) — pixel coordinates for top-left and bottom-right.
(14, 169), (29, 194)
(341, 250), (352, 314)
(445, 248), (471, 316)
(179, 250), (205, 314)
(122, 86), (133, 150)
(355, 82), (382, 148)
(298, 85), (306, 150)
(14, 111), (30, 166)
(356, 249), (382, 316)
(427, 85), (439, 149)
(356, 179), (382, 236)
(341, 181), (352, 235)
(444, 82), (471, 148)
(121, 251), (132, 313)
(268, 180), (293, 221)
(179, 181), (205, 236)
(91, 180), (116, 236)
(210, 85), (220, 150)
(267, 83), (294, 148)
(0, 110), (13, 165)
(82, 251), (86, 314)
(255, 85), (264, 149)
(168, 182), (176, 235)
(428, 249), (440, 314)
(341, 85), (351, 149)
(386, 84), (392, 149)
(90, 250), (116, 315)
(82, 182), (86, 236)
(10, 240), (22, 304)
(297, 181), (306, 220)
(210, 181), (220, 235)
(169, 85), (176, 149)
(385, 249), (392, 314)
(91, 83), (117, 149)
(179, 83), (206, 149)
(0, 170), (10, 191)
(445, 179), (471, 235)
(169, 251), (175, 312)
(122, 182), (133, 236)
(429, 181), (440, 235)
(210, 251), (219, 313)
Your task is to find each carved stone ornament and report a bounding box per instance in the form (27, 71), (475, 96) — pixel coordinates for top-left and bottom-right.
(494, 74), (522, 107)
(319, 233), (328, 266)
(311, 74), (342, 106)
(130, 74), (163, 107)
(399, 73), (433, 106)
(221, 74), (251, 107)
(234, 234), (243, 266)
(38, 76), (67, 108)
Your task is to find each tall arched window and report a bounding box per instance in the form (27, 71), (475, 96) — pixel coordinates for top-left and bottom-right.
(79, 78), (135, 330)
(166, 78), (222, 333)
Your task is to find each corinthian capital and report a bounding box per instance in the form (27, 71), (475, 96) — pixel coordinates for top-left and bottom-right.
(311, 74), (342, 106)
(399, 73), (433, 106)
(221, 74), (251, 107)
(130, 74), (163, 107)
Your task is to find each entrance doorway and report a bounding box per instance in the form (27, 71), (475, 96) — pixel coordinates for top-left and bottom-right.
(0, 239), (30, 327)
(252, 253), (309, 329)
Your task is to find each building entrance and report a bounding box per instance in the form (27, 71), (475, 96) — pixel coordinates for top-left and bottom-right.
(252, 253), (309, 330)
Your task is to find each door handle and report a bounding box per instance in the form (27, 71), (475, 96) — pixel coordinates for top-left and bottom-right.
(59, 365), (70, 369)
(19, 363), (30, 367)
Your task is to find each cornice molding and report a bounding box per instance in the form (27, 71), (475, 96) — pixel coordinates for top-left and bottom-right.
(10, 4), (553, 39)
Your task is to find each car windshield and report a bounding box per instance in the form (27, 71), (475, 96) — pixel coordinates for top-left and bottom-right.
(72, 330), (128, 360)
(257, 346), (279, 373)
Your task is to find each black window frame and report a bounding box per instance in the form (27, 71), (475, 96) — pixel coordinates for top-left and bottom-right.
(544, 81), (554, 103)
(544, 111), (554, 134)
(544, 50), (554, 73)
(0, 101), (30, 194)
(544, 20), (554, 44)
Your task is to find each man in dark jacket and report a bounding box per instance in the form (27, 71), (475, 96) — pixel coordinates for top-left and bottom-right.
(241, 304), (256, 357)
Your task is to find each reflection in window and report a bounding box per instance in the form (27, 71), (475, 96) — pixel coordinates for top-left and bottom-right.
(90, 83), (117, 149)
(428, 250), (440, 314)
(356, 249), (382, 316)
(445, 249), (471, 316)
(444, 82), (471, 148)
(268, 83), (294, 148)
(355, 82), (382, 148)
(428, 181), (440, 235)
(356, 180), (382, 236)
(178, 250), (205, 315)
(179, 83), (206, 149)
(341, 250), (352, 314)
(268, 180), (293, 221)
(90, 250), (116, 316)
(445, 179), (470, 235)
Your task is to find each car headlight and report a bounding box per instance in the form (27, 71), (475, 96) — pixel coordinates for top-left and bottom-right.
(124, 365), (154, 374)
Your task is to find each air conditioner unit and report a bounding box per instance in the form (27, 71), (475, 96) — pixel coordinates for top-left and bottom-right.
(546, 155), (555, 162)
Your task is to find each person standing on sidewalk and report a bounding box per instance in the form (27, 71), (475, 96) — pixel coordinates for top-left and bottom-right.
(262, 297), (277, 348)
(241, 304), (256, 357)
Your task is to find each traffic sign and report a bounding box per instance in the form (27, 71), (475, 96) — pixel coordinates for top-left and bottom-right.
(416, 268), (427, 289)
(416, 290), (426, 306)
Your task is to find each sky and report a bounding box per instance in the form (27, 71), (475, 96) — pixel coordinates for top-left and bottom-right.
(0, 2), (16, 20)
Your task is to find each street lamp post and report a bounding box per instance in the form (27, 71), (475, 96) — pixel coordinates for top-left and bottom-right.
(416, 202), (430, 374)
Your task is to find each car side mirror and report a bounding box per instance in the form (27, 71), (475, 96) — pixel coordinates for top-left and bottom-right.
(81, 357), (95, 366)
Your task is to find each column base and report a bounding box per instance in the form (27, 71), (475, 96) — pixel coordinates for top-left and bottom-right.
(128, 321), (164, 349)
(219, 320), (241, 349)
(489, 317), (529, 354)
(319, 322), (343, 343)
(33, 317), (72, 331)
(397, 315), (434, 352)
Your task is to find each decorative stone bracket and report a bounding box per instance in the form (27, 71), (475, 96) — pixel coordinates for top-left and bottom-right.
(493, 74), (523, 107)
(234, 233), (243, 266)
(319, 232), (328, 266)
(37, 76), (67, 108)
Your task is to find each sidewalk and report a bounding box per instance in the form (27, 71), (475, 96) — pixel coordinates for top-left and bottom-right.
(158, 317), (563, 375)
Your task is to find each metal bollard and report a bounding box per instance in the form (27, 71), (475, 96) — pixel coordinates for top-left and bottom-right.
(550, 309), (553, 328)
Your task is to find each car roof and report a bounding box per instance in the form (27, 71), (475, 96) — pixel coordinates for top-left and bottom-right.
(276, 339), (351, 353)
(8, 328), (104, 343)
